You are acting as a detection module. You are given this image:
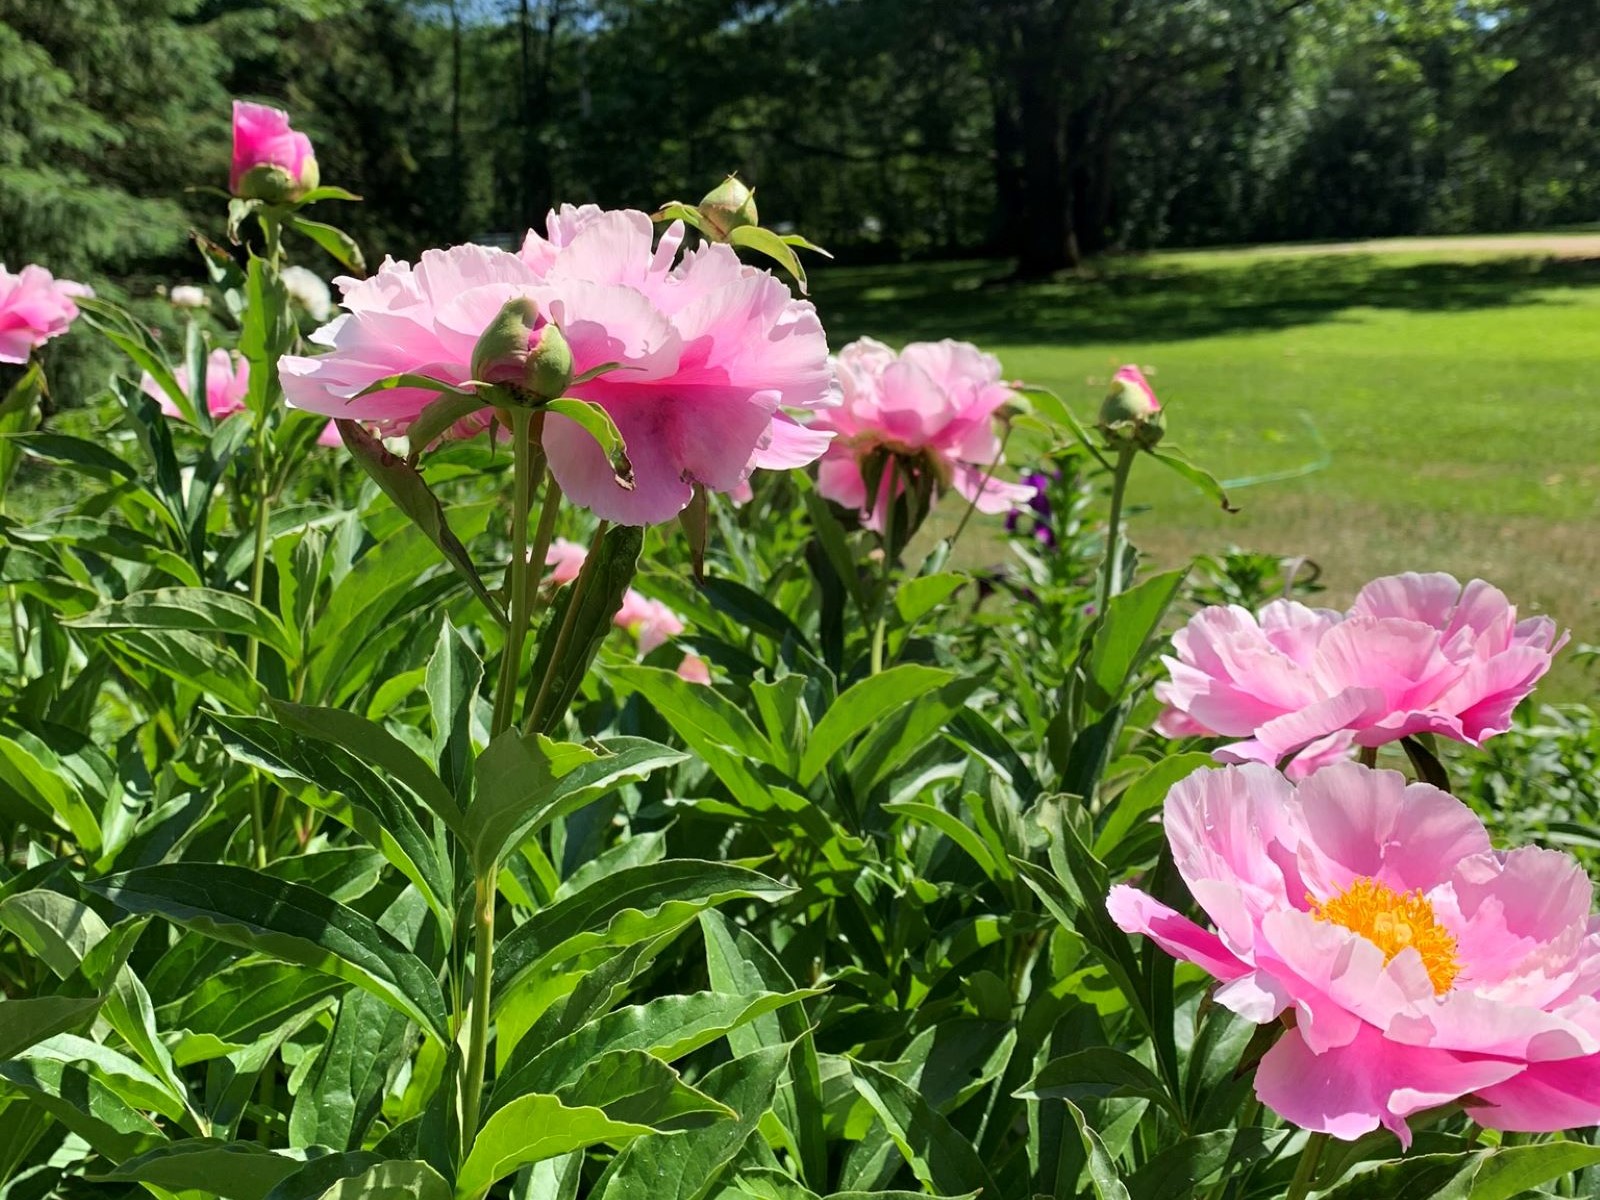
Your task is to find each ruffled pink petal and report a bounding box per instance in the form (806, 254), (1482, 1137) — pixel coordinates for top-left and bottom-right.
(748, 413), (833, 471)
(1471, 1054), (1600, 1131)
(1164, 764), (1297, 906)
(1350, 572), (1465, 628)
(816, 453), (869, 511)
(950, 463), (1036, 514)
(1291, 763), (1490, 898)
(1106, 886), (1251, 981)
(1254, 1022), (1522, 1146)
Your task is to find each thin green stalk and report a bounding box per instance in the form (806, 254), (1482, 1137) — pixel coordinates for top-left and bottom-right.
(460, 872), (496, 1146)
(1097, 445), (1137, 616)
(523, 519), (608, 734)
(948, 424), (1015, 551)
(492, 409), (541, 736)
(869, 458), (899, 675)
(246, 466), (273, 868)
(1358, 745), (1378, 769)
(8, 583), (24, 684)
(1285, 1131), (1329, 1200)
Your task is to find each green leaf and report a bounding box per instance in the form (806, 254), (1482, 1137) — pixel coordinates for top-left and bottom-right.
(894, 572), (967, 626)
(1084, 568), (1188, 714)
(492, 861), (791, 1002)
(593, 1044), (790, 1200)
(240, 254), (296, 418)
(700, 912), (826, 1189)
(1017, 1049), (1181, 1120)
(289, 215), (367, 273)
(405, 392), (494, 451)
(7, 430), (139, 482)
(848, 1060), (998, 1196)
(425, 617), (483, 799)
(727, 224), (812, 291)
(295, 186), (363, 204)
(456, 1095), (655, 1199)
(1147, 448), (1236, 512)
(555, 1048), (733, 1127)
(0, 995), (105, 1059)
(1065, 1100), (1133, 1200)
(93, 1140), (309, 1200)
(882, 801), (1005, 881)
(468, 731), (684, 874)
(546, 397), (634, 488)
(67, 587), (297, 660)
(1316, 1151), (1482, 1200)
(523, 523), (643, 734)
(210, 713), (453, 924)
(0, 732), (102, 852)
(100, 627), (263, 713)
(1094, 752), (1213, 859)
(0, 362), (44, 495)
(300, 1159), (452, 1200)
(0, 1051), (166, 1162)
(1467, 1141), (1600, 1200)
(609, 665), (774, 763)
(797, 664), (954, 784)
(269, 699), (461, 833)
(89, 865), (450, 1044)
(1013, 384), (1113, 470)
(353, 373), (479, 402)
(493, 990), (820, 1110)
(337, 419), (507, 627)
(1124, 1130), (1272, 1200)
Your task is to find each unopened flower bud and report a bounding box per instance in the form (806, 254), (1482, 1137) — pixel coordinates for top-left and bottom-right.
(231, 100), (320, 203)
(169, 285), (208, 310)
(1098, 365), (1165, 450)
(697, 175), (759, 241)
(470, 297), (573, 402)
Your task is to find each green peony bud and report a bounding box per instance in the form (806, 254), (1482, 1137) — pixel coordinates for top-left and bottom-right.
(697, 175), (759, 241)
(469, 297), (573, 403)
(1098, 365), (1165, 450)
(522, 321), (573, 402)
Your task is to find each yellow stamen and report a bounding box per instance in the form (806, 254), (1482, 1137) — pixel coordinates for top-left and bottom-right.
(1310, 876), (1459, 994)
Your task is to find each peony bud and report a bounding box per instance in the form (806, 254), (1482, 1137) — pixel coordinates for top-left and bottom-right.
(231, 100), (319, 203)
(169, 285), (208, 310)
(1098, 365), (1165, 449)
(697, 175), (759, 241)
(469, 297), (573, 402)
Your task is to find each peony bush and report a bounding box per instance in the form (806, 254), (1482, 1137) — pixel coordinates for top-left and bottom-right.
(0, 97), (1596, 1200)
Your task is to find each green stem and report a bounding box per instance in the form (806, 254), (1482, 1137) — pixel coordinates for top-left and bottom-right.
(246, 460), (273, 868)
(1097, 446), (1137, 616)
(1285, 1131), (1329, 1200)
(491, 409), (540, 737)
(523, 519), (607, 735)
(460, 872), (496, 1148)
(1358, 745), (1378, 769)
(869, 458), (898, 675)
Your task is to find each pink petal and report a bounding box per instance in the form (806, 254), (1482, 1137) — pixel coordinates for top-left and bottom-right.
(1106, 886), (1251, 981)
(1253, 1022), (1521, 1146)
(1471, 1054), (1600, 1132)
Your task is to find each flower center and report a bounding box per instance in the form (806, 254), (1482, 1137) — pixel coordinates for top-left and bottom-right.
(1310, 876), (1459, 994)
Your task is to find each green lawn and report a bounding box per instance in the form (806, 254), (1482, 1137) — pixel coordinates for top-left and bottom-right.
(811, 241), (1600, 697)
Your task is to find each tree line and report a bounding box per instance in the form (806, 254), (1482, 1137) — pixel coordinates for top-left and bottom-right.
(3, 0), (1596, 285)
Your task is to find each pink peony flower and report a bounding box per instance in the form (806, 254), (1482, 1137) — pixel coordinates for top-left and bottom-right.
(613, 590), (685, 654)
(676, 654), (712, 684)
(1110, 762), (1600, 1143)
(280, 208), (836, 525)
(231, 101), (319, 202)
(0, 264), (92, 364)
(1155, 572), (1565, 779)
(810, 337), (1034, 532)
(143, 349), (340, 446)
(543, 538), (686, 654)
(543, 537), (588, 587)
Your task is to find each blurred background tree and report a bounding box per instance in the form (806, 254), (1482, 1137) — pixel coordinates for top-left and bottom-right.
(2, 0), (1596, 284)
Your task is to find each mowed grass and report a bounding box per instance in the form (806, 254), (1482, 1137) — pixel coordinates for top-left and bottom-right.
(810, 240), (1600, 698)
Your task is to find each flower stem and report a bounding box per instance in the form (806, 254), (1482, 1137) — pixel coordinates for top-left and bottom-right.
(460, 871), (495, 1147)
(246, 453), (273, 868)
(1358, 745), (1378, 769)
(1097, 445), (1137, 616)
(1285, 1131), (1329, 1200)
(491, 409), (541, 737)
(523, 519), (607, 735)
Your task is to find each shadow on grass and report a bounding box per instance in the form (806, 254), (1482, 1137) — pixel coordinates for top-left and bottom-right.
(810, 253), (1600, 346)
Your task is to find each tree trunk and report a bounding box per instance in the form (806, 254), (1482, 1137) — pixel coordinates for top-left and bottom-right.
(1013, 47), (1074, 276)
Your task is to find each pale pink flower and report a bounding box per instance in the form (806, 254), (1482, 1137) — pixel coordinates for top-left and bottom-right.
(1110, 762), (1600, 1143)
(613, 590), (685, 654)
(0, 264), (92, 364)
(810, 337), (1034, 531)
(144, 349), (340, 446)
(231, 101), (318, 201)
(1155, 572), (1565, 779)
(543, 538), (687, 655)
(676, 654), (712, 684)
(544, 537), (588, 586)
(280, 209), (835, 526)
